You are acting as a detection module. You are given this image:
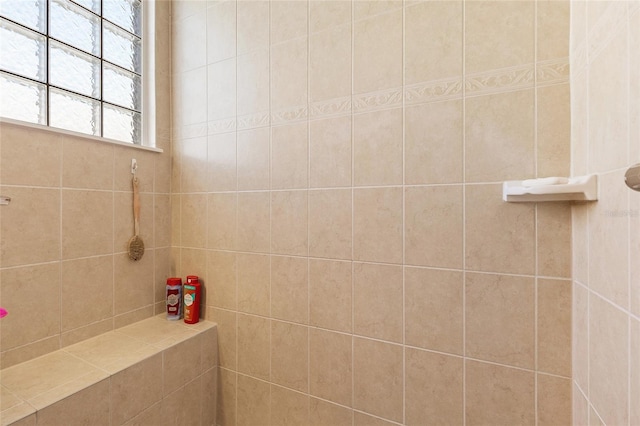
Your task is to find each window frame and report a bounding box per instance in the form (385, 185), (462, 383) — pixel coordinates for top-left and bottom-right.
(0, 0), (159, 151)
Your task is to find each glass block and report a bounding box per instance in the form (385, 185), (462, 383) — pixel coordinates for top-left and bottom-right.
(50, 88), (101, 136)
(70, 0), (100, 14)
(0, 0), (46, 33)
(103, 20), (141, 73)
(50, 0), (100, 56)
(103, 104), (141, 144)
(50, 41), (100, 98)
(103, 0), (142, 37)
(0, 19), (46, 81)
(0, 72), (46, 124)
(103, 63), (141, 111)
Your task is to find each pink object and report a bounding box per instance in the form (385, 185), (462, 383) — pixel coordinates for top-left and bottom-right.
(0, 308), (7, 318)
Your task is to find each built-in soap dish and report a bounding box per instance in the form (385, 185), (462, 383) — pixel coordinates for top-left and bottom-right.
(503, 175), (598, 202)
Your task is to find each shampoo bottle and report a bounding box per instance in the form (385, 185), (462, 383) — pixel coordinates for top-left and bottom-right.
(183, 275), (201, 324)
(166, 277), (182, 320)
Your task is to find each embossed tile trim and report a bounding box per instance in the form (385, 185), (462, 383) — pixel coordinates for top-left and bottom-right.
(208, 118), (237, 135)
(536, 58), (570, 87)
(271, 105), (309, 125)
(237, 112), (270, 130)
(173, 123), (208, 140)
(404, 77), (463, 106)
(465, 64), (535, 96)
(571, 44), (588, 76)
(309, 96), (352, 120)
(588, 1), (630, 63)
(353, 87), (403, 113)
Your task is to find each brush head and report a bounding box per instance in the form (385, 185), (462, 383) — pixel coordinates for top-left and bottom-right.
(128, 235), (145, 261)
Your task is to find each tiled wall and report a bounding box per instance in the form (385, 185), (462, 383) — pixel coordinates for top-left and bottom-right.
(570, 2), (640, 425)
(171, 0), (573, 424)
(0, 2), (173, 369)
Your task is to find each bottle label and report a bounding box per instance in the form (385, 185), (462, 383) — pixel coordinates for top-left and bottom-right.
(184, 293), (194, 306)
(167, 294), (179, 305)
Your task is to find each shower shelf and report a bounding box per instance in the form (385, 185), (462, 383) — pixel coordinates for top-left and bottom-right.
(502, 174), (598, 202)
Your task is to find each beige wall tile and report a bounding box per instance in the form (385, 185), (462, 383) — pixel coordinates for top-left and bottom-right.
(537, 374), (572, 426)
(208, 132), (237, 192)
(0, 336), (60, 370)
(631, 318), (640, 426)
(36, 379), (110, 426)
(0, 263), (60, 350)
(309, 116), (352, 188)
(309, 328), (352, 407)
(113, 252), (154, 316)
(465, 90), (535, 183)
(537, 84), (571, 178)
(353, 108), (403, 186)
(210, 308), (237, 370)
(172, 12), (206, 73)
(206, 0), (236, 64)
(237, 253), (270, 316)
(354, 1), (402, 21)
(537, 203), (572, 278)
(353, 10), (402, 94)
(208, 59), (237, 122)
(123, 402), (163, 426)
(0, 125), (61, 187)
(353, 412), (397, 426)
(404, 1), (462, 84)
(1, 187), (60, 267)
(310, 24), (352, 102)
(271, 1), (307, 44)
(271, 321), (308, 392)
(154, 247), (172, 305)
(588, 171), (629, 307)
(61, 319), (113, 348)
(573, 383), (589, 426)
(353, 187), (403, 264)
(114, 149), (154, 193)
(61, 256), (113, 332)
(309, 258), (352, 333)
(163, 336), (202, 396)
(465, 360), (535, 426)
(179, 248), (207, 286)
(405, 267), (463, 355)
(162, 377), (202, 426)
(201, 367), (218, 426)
(62, 189), (113, 259)
(465, 1), (534, 74)
(353, 262), (402, 343)
(353, 337), (403, 422)
(405, 348), (463, 425)
(237, 51), (270, 116)
(465, 184), (535, 275)
(570, 70), (589, 176)
(309, 0), (351, 34)
(237, 191), (270, 253)
(217, 368), (237, 426)
(201, 327), (219, 372)
(154, 194), (171, 248)
(588, 29), (629, 173)
(308, 189), (352, 260)
(154, 153), (172, 195)
(466, 272), (535, 369)
(114, 306), (154, 330)
(111, 353), (163, 425)
(572, 206), (589, 285)
(538, 278), (572, 377)
(271, 123), (309, 190)
(589, 294), (629, 426)
(237, 127), (270, 191)
(271, 38), (308, 111)
(271, 385), (309, 426)
(237, 0), (269, 55)
(62, 137), (113, 190)
(271, 190), (308, 256)
(405, 185), (463, 269)
(271, 255), (308, 324)
(309, 397), (352, 426)
(173, 68), (208, 128)
(537, 0), (570, 61)
(237, 313), (270, 381)
(573, 282), (589, 391)
(207, 250), (237, 310)
(237, 374), (270, 426)
(207, 192), (237, 251)
(405, 100), (463, 185)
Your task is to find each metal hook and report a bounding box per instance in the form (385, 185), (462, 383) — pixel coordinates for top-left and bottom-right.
(0, 195), (11, 206)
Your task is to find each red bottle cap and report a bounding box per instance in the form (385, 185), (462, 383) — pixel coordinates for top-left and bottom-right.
(186, 275), (199, 283)
(167, 277), (182, 285)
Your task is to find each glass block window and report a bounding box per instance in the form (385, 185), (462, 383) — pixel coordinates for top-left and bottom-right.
(0, 0), (143, 145)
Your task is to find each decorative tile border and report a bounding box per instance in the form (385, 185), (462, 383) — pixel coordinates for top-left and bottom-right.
(588, 1), (630, 63)
(465, 64), (535, 96)
(237, 112), (270, 130)
(404, 77), (463, 106)
(271, 105), (308, 125)
(309, 96), (352, 119)
(173, 122), (208, 140)
(571, 43), (588, 77)
(208, 118), (236, 135)
(353, 87), (403, 113)
(537, 58), (570, 87)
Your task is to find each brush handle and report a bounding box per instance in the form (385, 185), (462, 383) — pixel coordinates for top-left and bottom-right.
(132, 177), (140, 236)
